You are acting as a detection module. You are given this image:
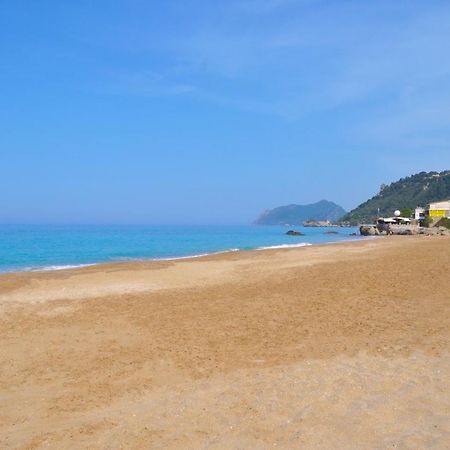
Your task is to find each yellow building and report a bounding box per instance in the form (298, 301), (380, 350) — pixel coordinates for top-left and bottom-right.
(428, 200), (450, 218)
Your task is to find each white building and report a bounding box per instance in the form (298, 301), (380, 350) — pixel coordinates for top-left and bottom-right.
(414, 207), (425, 220)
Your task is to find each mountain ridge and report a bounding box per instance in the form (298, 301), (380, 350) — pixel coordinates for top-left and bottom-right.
(342, 170), (450, 224)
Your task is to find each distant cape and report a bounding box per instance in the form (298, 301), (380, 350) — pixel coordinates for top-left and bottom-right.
(254, 200), (347, 225)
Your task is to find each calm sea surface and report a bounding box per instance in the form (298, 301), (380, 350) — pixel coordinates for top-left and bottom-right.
(0, 224), (362, 273)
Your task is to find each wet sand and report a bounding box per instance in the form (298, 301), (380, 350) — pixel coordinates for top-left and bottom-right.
(1, 236), (449, 449)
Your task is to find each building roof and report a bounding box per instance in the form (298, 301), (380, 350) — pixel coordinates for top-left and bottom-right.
(378, 217), (411, 223)
(429, 200), (450, 209)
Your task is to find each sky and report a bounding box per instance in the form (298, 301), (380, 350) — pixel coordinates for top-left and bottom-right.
(1, 0), (450, 224)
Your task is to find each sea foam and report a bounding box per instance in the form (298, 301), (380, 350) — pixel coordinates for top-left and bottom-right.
(257, 243), (312, 250)
(28, 263), (97, 272)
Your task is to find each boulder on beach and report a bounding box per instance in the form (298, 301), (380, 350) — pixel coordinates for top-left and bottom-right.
(418, 226), (450, 236)
(359, 225), (379, 236)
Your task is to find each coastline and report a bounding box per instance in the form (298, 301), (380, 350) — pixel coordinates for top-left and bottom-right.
(1, 235), (449, 448)
(1, 236), (376, 307)
(0, 234), (367, 276)
(0, 224), (361, 274)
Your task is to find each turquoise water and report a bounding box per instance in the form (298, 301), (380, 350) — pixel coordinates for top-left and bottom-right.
(0, 225), (362, 273)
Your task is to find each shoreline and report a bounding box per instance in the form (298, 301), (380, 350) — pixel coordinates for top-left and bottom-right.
(1, 234), (449, 448)
(0, 236), (375, 308)
(0, 234), (369, 276)
(0, 234), (442, 311)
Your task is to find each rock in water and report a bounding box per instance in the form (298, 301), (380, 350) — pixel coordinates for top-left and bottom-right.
(286, 230), (305, 236)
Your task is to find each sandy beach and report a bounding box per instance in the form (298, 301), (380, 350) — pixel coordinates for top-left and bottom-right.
(1, 236), (449, 449)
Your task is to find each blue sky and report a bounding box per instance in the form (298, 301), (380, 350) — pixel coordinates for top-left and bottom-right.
(1, 0), (449, 224)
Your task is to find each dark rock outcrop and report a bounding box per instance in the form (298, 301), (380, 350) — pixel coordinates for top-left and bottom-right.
(286, 230), (305, 236)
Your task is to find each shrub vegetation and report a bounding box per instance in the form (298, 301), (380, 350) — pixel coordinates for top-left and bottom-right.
(342, 171), (450, 225)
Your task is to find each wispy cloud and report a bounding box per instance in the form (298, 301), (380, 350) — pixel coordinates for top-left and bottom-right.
(98, 0), (450, 153)
(167, 0), (450, 140)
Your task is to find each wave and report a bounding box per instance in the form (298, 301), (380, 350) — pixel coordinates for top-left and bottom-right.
(4, 239), (372, 273)
(153, 248), (241, 261)
(25, 263), (97, 272)
(0, 249), (244, 273)
(257, 243), (312, 250)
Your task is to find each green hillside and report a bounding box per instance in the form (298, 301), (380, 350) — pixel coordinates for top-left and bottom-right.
(342, 170), (450, 224)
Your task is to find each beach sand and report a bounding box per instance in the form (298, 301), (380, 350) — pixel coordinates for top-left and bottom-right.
(1, 236), (449, 449)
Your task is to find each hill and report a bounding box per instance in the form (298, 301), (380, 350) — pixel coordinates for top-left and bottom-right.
(342, 170), (450, 224)
(254, 200), (346, 225)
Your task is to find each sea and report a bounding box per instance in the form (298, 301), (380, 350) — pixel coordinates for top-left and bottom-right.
(0, 224), (363, 273)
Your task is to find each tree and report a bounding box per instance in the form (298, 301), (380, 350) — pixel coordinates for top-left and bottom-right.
(400, 207), (413, 218)
(439, 218), (450, 229)
(341, 170), (450, 224)
(422, 216), (432, 228)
